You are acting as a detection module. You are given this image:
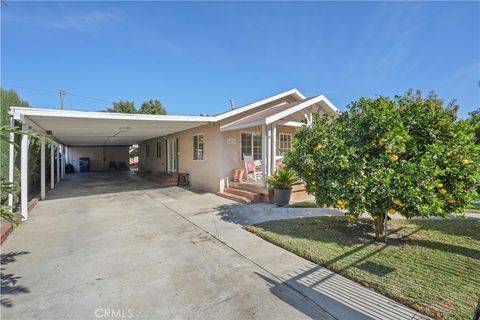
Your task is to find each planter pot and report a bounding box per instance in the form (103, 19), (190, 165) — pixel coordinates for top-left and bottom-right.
(274, 188), (292, 206)
(232, 169), (244, 182)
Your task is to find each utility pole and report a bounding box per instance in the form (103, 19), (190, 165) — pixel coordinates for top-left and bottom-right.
(59, 89), (65, 110)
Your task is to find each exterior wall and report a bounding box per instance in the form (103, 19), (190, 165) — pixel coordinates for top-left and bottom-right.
(68, 146), (129, 172)
(219, 125), (297, 190)
(139, 139), (167, 173)
(138, 94), (302, 193)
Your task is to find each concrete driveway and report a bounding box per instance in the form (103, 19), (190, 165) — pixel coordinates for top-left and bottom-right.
(1, 172), (428, 320)
(1, 172), (333, 320)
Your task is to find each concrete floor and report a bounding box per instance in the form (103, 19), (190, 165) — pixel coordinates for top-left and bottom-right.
(1, 172), (429, 320)
(1, 172), (334, 320)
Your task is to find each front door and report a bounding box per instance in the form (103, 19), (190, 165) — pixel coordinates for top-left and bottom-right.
(167, 139), (178, 172)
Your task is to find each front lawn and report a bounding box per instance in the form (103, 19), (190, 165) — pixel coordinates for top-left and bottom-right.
(246, 217), (480, 320)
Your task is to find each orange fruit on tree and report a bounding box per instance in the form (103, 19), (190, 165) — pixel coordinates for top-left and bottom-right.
(390, 155), (399, 161)
(387, 208), (397, 215)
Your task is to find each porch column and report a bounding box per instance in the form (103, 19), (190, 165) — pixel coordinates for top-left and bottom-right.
(61, 144), (65, 178)
(50, 141), (55, 190)
(40, 135), (46, 200)
(270, 123), (277, 173)
(20, 125), (29, 220)
(8, 117), (15, 211)
(262, 124), (268, 186)
(56, 143), (60, 183)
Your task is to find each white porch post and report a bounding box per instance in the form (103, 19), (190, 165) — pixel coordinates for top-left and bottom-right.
(270, 123), (277, 173)
(50, 141), (55, 190)
(20, 125), (29, 220)
(8, 117), (15, 211)
(262, 124), (268, 186)
(61, 144), (65, 178)
(56, 143), (60, 183)
(40, 135), (46, 200)
(267, 125), (272, 175)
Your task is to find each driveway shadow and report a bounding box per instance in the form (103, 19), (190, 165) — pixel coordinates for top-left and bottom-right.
(1, 251), (30, 308)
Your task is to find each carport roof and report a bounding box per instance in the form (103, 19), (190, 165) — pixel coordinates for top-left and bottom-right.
(11, 107), (212, 145)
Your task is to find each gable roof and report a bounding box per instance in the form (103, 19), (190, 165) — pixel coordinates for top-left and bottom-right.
(220, 95), (338, 131)
(213, 88), (305, 121)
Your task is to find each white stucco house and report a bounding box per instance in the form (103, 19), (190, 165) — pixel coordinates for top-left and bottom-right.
(8, 88), (338, 219)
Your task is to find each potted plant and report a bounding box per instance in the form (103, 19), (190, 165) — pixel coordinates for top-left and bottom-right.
(267, 168), (299, 206)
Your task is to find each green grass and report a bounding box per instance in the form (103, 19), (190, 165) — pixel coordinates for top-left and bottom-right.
(246, 217), (480, 320)
(288, 200), (319, 208)
(467, 200), (480, 214)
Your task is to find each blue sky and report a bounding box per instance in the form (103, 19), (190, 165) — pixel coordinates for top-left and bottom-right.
(1, 1), (479, 118)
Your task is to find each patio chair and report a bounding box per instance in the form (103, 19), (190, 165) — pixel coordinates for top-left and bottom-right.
(243, 154), (262, 182)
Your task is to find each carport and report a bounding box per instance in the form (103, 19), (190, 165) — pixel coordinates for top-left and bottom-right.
(8, 107), (211, 220)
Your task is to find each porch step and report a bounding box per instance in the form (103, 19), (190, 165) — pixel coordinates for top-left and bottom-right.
(224, 188), (262, 202)
(216, 192), (252, 204)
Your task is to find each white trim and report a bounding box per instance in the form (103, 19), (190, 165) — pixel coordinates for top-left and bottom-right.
(11, 107), (212, 123)
(20, 125), (29, 220)
(192, 133), (205, 161)
(40, 135), (46, 200)
(276, 120), (303, 127)
(50, 141), (55, 190)
(277, 133), (292, 156)
(266, 95), (337, 125)
(240, 131), (262, 161)
(8, 117), (15, 211)
(221, 119), (264, 132)
(214, 88), (305, 121)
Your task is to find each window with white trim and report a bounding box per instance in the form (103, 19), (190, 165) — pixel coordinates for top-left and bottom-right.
(193, 134), (204, 160)
(277, 133), (292, 156)
(156, 141), (161, 158)
(241, 132), (262, 160)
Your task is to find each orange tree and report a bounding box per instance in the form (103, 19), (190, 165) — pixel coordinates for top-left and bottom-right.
(284, 91), (480, 240)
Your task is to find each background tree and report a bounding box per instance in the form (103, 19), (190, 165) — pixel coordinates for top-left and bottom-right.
(106, 100), (137, 113)
(1, 89), (29, 212)
(468, 108), (480, 144)
(285, 91), (480, 240)
(139, 99), (167, 115)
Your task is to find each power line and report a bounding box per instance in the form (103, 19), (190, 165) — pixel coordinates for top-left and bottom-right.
(3, 83), (115, 104)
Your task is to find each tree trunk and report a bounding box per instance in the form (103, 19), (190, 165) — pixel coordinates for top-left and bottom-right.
(374, 216), (385, 241)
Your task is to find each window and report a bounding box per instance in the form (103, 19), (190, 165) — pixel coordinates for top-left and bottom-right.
(193, 134), (204, 160)
(156, 141), (161, 158)
(241, 132), (262, 160)
(145, 144), (150, 158)
(277, 133), (292, 156)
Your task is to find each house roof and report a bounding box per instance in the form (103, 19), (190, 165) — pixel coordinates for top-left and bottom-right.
(220, 95), (338, 132)
(11, 107), (212, 145)
(213, 88), (306, 121)
(10, 89), (338, 145)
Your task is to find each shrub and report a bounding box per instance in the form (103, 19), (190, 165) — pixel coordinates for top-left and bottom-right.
(285, 91), (480, 240)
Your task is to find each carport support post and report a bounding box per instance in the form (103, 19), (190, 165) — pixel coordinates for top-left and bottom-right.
(8, 116), (15, 211)
(40, 135), (46, 200)
(20, 125), (29, 220)
(61, 144), (65, 178)
(50, 141), (55, 190)
(56, 143), (60, 183)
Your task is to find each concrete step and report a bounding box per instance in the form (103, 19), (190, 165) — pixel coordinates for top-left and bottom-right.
(224, 188), (262, 202)
(216, 192), (251, 204)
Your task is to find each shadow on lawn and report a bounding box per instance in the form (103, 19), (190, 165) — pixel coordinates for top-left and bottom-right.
(254, 265), (425, 320)
(1, 251), (30, 308)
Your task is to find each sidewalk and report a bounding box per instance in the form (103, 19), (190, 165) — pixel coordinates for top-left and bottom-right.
(163, 196), (432, 320)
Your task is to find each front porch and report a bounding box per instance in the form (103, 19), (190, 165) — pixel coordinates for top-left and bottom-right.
(218, 96), (334, 204)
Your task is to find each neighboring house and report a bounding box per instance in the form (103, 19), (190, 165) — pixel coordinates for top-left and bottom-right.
(138, 89), (338, 194)
(9, 88), (337, 219)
